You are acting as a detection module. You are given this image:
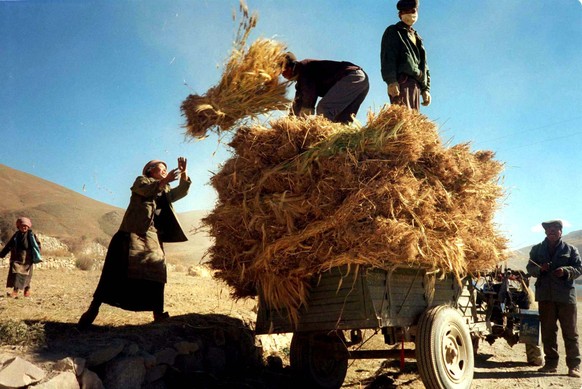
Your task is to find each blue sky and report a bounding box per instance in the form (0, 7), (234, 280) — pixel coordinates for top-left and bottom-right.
(1, 0), (581, 250)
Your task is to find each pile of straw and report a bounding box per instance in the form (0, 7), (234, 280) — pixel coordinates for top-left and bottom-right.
(181, 2), (290, 139)
(203, 105), (508, 319)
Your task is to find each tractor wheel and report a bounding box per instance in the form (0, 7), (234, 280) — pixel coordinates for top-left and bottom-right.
(416, 305), (474, 389)
(290, 331), (348, 389)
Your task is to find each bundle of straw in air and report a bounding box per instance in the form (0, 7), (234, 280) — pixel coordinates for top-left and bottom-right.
(181, 2), (290, 139)
(203, 105), (509, 321)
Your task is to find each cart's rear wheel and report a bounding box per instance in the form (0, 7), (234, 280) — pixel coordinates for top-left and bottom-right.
(290, 331), (348, 389)
(416, 305), (474, 389)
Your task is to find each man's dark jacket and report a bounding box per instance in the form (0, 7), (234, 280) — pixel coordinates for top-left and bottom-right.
(291, 59), (361, 115)
(527, 238), (582, 304)
(119, 175), (191, 242)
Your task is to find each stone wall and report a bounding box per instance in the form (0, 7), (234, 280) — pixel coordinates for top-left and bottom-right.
(0, 315), (290, 389)
(0, 234), (106, 262)
(0, 249), (182, 273)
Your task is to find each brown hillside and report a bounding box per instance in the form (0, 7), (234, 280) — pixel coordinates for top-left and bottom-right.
(0, 164), (123, 246)
(0, 164), (212, 262)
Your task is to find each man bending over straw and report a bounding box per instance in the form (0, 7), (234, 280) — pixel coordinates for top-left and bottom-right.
(282, 52), (369, 124)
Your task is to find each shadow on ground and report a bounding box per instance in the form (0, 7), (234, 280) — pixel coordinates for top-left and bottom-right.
(11, 313), (307, 389)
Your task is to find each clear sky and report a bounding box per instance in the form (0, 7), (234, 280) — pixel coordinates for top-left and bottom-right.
(1, 0), (581, 250)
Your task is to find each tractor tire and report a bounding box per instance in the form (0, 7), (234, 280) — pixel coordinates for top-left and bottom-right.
(416, 305), (474, 389)
(290, 331), (348, 389)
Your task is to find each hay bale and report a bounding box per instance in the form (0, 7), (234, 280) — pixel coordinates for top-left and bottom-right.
(181, 2), (290, 139)
(203, 105), (508, 320)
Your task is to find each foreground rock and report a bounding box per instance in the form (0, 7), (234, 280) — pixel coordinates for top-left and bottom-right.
(0, 355), (46, 387)
(0, 314), (296, 389)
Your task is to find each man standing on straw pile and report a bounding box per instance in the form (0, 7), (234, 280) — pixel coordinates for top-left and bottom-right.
(381, 0), (430, 110)
(527, 219), (582, 378)
(281, 52), (369, 123)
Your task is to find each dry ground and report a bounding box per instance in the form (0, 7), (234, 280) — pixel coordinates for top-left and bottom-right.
(0, 266), (581, 389)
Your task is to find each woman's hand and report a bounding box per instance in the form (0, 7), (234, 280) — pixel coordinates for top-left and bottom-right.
(158, 157), (187, 188)
(159, 168), (180, 188)
(177, 157), (188, 180)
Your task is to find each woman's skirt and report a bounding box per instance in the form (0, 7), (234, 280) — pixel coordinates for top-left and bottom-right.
(6, 266), (33, 290)
(93, 231), (165, 312)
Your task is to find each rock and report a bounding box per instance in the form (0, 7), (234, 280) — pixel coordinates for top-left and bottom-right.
(123, 342), (140, 357)
(78, 241), (107, 258)
(102, 356), (146, 389)
(213, 328), (226, 346)
(173, 353), (203, 372)
(154, 348), (177, 366)
(141, 351), (156, 369)
(205, 347), (226, 375)
(34, 256), (77, 270)
(0, 353), (15, 365)
(86, 339), (125, 367)
(173, 341), (200, 355)
(79, 369), (105, 389)
(0, 356), (45, 388)
(29, 371), (79, 389)
(144, 364), (167, 384)
(36, 235), (69, 254)
(53, 357), (86, 376)
(142, 379), (167, 389)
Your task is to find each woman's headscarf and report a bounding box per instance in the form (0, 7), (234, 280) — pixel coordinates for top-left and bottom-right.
(16, 217), (32, 228)
(142, 160), (167, 177)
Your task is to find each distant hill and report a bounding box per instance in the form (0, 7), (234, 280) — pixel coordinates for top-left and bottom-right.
(0, 164), (212, 263)
(165, 209), (213, 263)
(0, 164), (124, 246)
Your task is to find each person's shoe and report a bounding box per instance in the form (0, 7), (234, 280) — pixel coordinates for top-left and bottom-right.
(568, 367), (581, 378)
(10, 290), (18, 298)
(23, 289), (31, 297)
(538, 365), (558, 373)
(153, 311), (170, 322)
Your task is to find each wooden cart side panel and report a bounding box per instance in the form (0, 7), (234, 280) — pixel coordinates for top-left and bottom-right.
(255, 267), (379, 334)
(255, 266), (468, 334)
(366, 268), (463, 327)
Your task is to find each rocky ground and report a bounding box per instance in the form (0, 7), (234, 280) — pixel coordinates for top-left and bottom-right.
(0, 261), (581, 388)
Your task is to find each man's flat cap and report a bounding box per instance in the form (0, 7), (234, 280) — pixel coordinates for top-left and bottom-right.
(397, 0), (418, 11)
(541, 220), (563, 229)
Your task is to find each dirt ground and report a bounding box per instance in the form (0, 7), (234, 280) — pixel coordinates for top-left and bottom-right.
(0, 266), (581, 389)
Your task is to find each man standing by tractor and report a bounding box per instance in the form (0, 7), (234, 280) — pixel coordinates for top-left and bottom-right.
(527, 219), (582, 378)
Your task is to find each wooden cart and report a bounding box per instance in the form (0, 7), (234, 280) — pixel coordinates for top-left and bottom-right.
(255, 265), (537, 389)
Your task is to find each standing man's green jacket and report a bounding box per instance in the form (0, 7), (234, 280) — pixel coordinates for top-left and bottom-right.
(381, 21), (430, 93)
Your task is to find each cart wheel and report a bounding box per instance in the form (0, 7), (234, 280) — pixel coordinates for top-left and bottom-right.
(416, 305), (474, 389)
(290, 331), (348, 389)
